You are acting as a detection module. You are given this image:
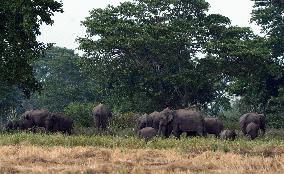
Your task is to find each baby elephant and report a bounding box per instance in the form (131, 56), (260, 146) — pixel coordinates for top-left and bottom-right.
(220, 129), (237, 141)
(246, 122), (259, 140)
(138, 127), (157, 142)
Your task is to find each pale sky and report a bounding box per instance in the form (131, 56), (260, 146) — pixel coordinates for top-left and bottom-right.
(37, 0), (259, 51)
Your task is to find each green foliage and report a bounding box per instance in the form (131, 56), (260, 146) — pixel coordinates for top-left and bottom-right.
(0, 82), (24, 122)
(64, 102), (94, 127)
(24, 47), (101, 112)
(0, 0), (63, 96)
(266, 88), (284, 128)
(78, 0), (232, 112)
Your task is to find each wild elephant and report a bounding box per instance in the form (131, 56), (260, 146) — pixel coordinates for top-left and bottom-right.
(45, 112), (73, 135)
(92, 103), (112, 130)
(220, 129), (237, 141)
(18, 118), (33, 130)
(159, 108), (206, 138)
(21, 109), (51, 131)
(5, 120), (20, 131)
(204, 117), (224, 138)
(5, 118), (33, 131)
(136, 111), (162, 131)
(138, 127), (157, 142)
(239, 112), (265, 136)
(246, 122), (259, 140)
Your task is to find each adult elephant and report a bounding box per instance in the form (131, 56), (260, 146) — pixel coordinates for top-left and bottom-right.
(137, 111), (162, 131)
(45, 113), (73, 135)
(21, 109), (51, 131)
(159, 108), (206, 138)
(204, 118), (224, 138)
(92, 103), (112, 130)
(239, 112), (265, 136)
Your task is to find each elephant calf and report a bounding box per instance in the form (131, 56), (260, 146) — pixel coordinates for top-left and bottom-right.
(246, 122), (259, 140)
(204, 118), (224, 138)
(138, 127), (157, 142)
(220, 129), (237, 141)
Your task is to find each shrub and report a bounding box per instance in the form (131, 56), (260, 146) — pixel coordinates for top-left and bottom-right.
(64, 102), (94, 127)
(108, 112), (140, 136)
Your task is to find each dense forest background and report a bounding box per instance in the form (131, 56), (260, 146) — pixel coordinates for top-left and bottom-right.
(1, 0), (283, 128)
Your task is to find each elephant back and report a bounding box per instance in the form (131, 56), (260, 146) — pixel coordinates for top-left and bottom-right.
(138, 127), (157, 141)
(92, 104), (112, 118)
(22, 109), (51, 127)
(174, 109), (205, 132)
(204, 117), (224, 134)
(220, 129), (237, 140)
(45, 113), (73, 133)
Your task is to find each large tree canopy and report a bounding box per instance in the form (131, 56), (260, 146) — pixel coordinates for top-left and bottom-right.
(0, 0), (63, 96)
(26, 47), (100, 112)
(78, 0), (232, 112)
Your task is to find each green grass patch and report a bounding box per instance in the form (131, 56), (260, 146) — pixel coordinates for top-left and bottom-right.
(1, 132), (284, 157)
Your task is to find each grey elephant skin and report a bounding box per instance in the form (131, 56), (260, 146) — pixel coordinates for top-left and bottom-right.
(92, 103), (112, 130)
(246, 122), (259, 140)
(159, 108), (206, 138)
(137, 111), (162, 131)
(239, 112), (265, 136)
(138, 127), (157, 141)
(220, 129), (237, 140)
(5, 119), (33, 131)
(45, 113), (73, 135)
(5, 120), (20, 131)
(204, 118), (224, 138)
(22, 109), (51, 131)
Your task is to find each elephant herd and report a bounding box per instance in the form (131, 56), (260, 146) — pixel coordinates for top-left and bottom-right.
(137, 108), (266, 141)
(5, 109), (73, 134)
(4, 104), (266, 141)
(4, 103), (112, 134)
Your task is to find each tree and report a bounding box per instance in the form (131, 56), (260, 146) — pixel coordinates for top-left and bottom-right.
(0, 81), (24, 122)
(249, 0), (284, 124)
(26, 47), (100, 112)
(78, 0), (232, 112)
(0, 0), (63, 97)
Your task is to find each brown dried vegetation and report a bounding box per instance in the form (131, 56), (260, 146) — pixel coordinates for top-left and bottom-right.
(0, 146), (284, 174)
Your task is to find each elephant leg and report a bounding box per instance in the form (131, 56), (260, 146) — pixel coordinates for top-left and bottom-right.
(260, 128), (265, 136)
(215, 132), (221, 138)
(173, 131), (182, 139)
(31, 126), (37, 133)
(196, 130), (204, 137)
(172, 125), (181, 139)
(67, 129), (72, 135)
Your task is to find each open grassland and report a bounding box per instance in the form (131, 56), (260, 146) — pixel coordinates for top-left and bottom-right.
(1, 145), (284, 174)
(0, 131), (284, 173)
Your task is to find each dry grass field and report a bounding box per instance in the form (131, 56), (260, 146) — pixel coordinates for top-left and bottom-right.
(0, 145), (284, 174)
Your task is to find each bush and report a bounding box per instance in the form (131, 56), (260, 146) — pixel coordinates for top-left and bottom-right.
(64, 102), (94, 127)
(108, 112), (140, 136)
